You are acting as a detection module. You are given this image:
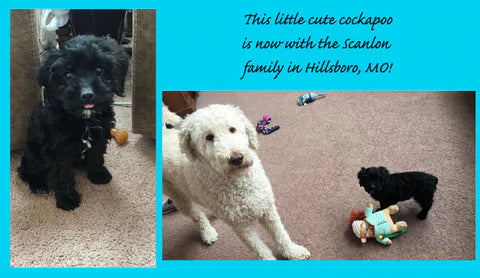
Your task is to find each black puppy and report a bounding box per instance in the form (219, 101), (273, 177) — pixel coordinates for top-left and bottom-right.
(357, 166), (438, 220)
(18, 35), (129, 211)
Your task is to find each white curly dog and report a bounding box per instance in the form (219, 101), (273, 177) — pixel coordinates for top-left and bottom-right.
(162, 104), (310, 260)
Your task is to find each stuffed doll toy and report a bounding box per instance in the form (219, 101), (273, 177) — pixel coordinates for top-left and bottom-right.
(350, 203), (407, 245)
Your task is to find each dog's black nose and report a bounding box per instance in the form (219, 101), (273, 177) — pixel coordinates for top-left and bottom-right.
(229, 153), (244, 166)
(81, 88), (95, 101)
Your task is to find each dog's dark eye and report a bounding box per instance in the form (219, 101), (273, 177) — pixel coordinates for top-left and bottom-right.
(95, 68), (104, 75)
(65, 72), (73, 80)
(229, 127), (236, 133)
(206, 134), (214, 141)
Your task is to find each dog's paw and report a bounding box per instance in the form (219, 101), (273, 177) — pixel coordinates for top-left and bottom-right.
(282, 243), (311, 260)
(56, 191), (81, 211)
(29, 181), (49, 195)
(200, 225), (218, 245)
(87, 166), (112, 184)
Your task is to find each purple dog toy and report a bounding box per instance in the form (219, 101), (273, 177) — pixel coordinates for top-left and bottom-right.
(257, 115), (280, 135)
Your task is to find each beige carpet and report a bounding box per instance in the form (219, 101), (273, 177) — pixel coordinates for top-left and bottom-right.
(10, 76), (156, 267)
(162, 91), (475, 260)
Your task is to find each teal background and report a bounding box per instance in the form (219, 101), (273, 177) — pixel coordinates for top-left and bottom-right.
(2, 0), (479, 277)
(159, 0), (477, 90)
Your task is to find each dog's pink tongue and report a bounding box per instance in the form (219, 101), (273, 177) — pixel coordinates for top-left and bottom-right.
(84, 104), (95, 109)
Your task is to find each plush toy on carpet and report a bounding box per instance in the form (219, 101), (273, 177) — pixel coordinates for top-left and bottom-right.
(298, 92), (326, 106)
(256, 115), (280, 135)
(357, 166), (438, 220)
(350, 203), (407, 245)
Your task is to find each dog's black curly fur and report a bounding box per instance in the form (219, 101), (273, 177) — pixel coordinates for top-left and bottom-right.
(357, 166), (438, 220)
(18, 35), (129, 211)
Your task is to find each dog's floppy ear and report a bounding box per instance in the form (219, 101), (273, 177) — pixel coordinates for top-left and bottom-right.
(113, 48), (129, 97)
(233, 106), (259, 150)
(37, 46), (62, 88)
(357, 167), (367, 181)
(378, 166), (390, 177)
(98, 37), (130, 97)
(179, 127), (198, 161)
(245, 118), (259, 150)
(378, 166), (390, 184)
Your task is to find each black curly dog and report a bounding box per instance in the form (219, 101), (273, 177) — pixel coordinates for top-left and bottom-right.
(18, 35), (129, 211)
(357, 166), (438, 220)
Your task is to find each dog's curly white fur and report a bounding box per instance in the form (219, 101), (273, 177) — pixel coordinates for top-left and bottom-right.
(162, 104), (310, 260)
